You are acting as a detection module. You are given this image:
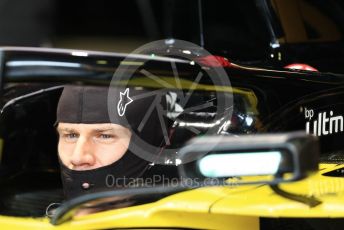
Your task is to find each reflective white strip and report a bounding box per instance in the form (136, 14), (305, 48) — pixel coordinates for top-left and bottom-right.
(198, 151), (282, 177)
(7, 61), (81, 68)
(71, 51), (88, 57)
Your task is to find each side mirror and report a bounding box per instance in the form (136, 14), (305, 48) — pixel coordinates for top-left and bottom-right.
(178, 131), (319, 185)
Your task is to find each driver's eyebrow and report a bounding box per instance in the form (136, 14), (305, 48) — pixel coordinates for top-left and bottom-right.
(93, 128), (116, 133)
(57, 127), (77, 133)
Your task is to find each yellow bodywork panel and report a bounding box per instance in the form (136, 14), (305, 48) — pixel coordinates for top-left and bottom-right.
(0, 188), (259, 229)
(1, 163), (344, 229)
(212, 163), (344, 218)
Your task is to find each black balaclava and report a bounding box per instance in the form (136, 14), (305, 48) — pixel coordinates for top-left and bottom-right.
(56, 85), (166, 199)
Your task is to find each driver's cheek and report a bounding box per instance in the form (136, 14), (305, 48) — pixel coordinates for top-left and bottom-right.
(95, 141), (127, 167)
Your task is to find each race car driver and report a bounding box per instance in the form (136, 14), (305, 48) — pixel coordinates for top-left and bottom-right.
(55, 85), (169, 200)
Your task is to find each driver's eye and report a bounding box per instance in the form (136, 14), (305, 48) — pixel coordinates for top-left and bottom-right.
(99, 134), (113, 139)
(94, 133), (116, 142)
(61, 133), (79, 141)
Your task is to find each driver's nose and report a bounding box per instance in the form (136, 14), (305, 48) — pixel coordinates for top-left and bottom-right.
(70, 137), (96, 170)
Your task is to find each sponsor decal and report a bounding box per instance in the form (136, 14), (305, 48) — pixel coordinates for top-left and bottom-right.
(304, 108), (343, 136)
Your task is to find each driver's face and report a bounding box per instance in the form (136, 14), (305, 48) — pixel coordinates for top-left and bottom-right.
(57, 123), (131, 170)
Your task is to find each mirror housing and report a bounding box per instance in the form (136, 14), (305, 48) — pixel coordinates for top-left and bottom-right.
(177, 131), (319, 185)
